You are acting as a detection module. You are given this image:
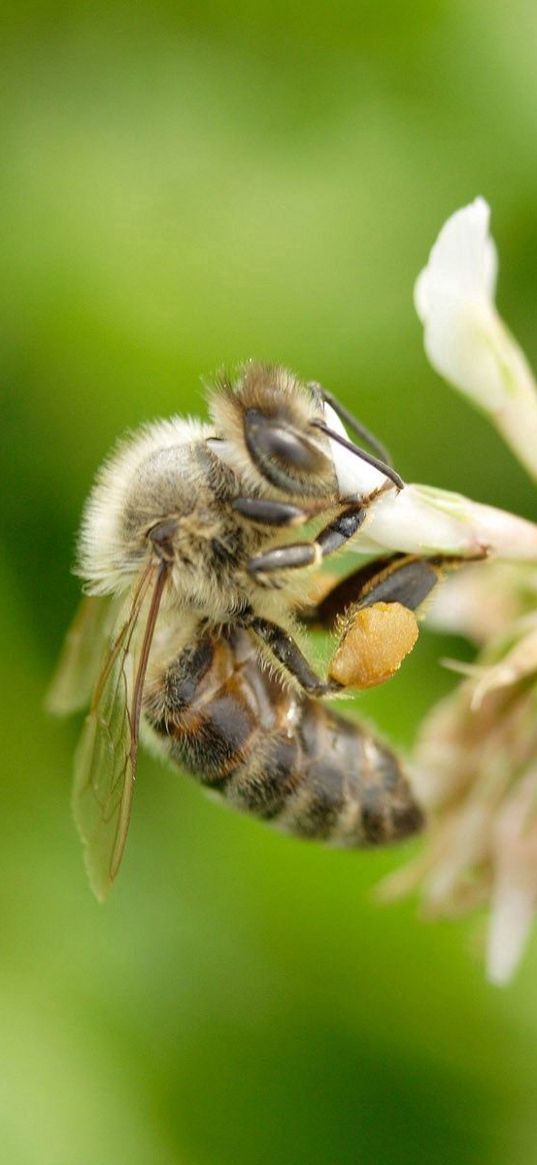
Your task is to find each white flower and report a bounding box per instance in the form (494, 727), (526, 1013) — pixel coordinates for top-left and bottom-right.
(414, 197), (537, 481)
(325, 400), (537, 563)
(380, 199), (537, 985)
(355, 483), (537, 561)
(424, 561), (528, 645)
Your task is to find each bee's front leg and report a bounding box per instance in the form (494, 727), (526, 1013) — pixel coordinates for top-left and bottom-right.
(304, 554), (460, 690)
(232, 498), (313, 528)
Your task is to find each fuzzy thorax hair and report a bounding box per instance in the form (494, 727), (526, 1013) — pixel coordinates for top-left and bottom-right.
(77, 416), (210, 594)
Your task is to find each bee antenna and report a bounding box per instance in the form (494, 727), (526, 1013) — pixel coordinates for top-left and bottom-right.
(311, 421), (405, 491)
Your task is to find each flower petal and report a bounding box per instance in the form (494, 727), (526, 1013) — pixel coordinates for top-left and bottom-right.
(414, 198), (493, 319)
(487, 774), (537, 985)
(324, 402), (389, 496)
(352, 482), (537, 561)
(415, 197), (497, 324)
(487, 881), (536, 986)
(416, 198), (537, 481)
(425, 562), (526, 643)
(471, 622), (537, 708)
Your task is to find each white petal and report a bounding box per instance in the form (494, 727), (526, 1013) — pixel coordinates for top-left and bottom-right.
(487, 776), (537, 984)
(353, 482), (537, 560)
(425, 563), (522, 643)
(471, 623), (537, 708)
(414, 197), (497, 321)
(416, 199), (537, 481)
(487, 882), (536, 986)
(323, 402), (389, 496)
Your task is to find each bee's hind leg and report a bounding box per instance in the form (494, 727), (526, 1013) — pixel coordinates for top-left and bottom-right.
(303, 554), (461, 691)
(310, 554), (448, 628)
(244, 553), (456, 698)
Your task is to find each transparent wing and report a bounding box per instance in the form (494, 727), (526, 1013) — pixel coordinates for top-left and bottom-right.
(46, 593), (121, 716)
(73, 563), (169, 901)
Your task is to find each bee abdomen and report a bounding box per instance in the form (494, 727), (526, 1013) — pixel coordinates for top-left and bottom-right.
(144, 631), (423, 847)
(226, 702), (423, 846)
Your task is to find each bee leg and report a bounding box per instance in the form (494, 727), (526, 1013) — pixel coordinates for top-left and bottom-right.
(248, 616), (339, 696)
(310, 554), (448, 629)
(310, 554), (460, 690)
(247, 503), (367, 575)
(232, 498), (312, 528)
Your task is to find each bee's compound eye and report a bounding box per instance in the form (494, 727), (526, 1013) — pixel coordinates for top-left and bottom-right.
(244, 408), (329, 480)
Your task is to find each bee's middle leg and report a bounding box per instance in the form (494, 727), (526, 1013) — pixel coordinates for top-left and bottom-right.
(246, 503), (368, 575)
(247, 615), (340, 697)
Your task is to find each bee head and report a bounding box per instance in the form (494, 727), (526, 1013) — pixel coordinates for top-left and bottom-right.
(208, 362), (337, 498)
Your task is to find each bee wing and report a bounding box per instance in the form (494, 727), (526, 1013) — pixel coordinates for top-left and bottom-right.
(46, 593), (122, 716)
(73, 562), (169, 901)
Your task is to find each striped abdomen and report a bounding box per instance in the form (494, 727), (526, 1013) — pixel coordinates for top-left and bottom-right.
(144, 627), (423, 846)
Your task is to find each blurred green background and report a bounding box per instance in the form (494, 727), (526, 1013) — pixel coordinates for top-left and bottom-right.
(3, 2), (537, 1163)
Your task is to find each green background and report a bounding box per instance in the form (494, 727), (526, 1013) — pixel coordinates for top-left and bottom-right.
(2, 3), (537, 1162)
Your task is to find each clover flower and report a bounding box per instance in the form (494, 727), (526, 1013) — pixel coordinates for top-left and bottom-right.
(377, 199), (537, 984)
(415, 197), (537, 482)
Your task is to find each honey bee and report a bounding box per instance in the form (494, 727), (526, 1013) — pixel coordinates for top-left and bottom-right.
(48, 362), (448, 899)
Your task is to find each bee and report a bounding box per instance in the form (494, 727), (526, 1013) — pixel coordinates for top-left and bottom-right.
(48, 362), (448, 899)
